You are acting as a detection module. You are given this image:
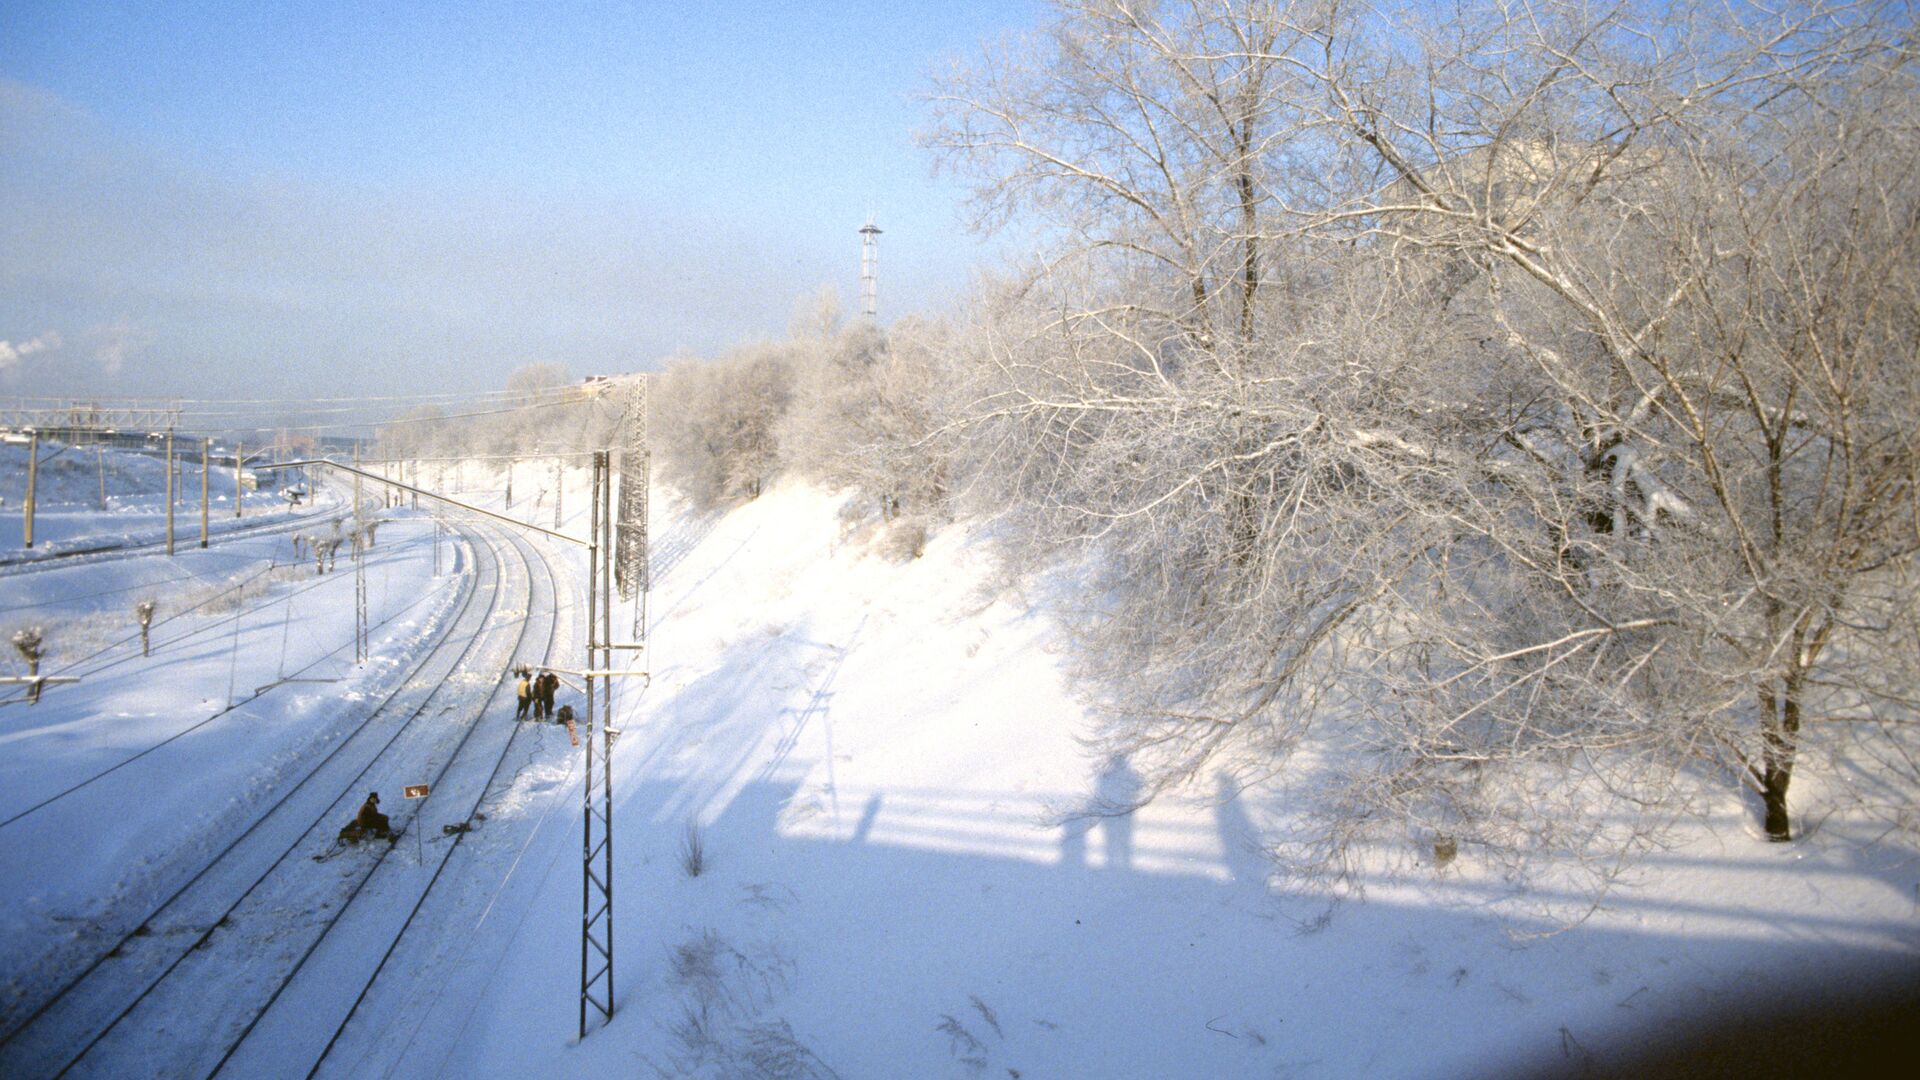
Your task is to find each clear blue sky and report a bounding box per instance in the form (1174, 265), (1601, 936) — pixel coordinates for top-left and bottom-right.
(0, 0), (1045, 403)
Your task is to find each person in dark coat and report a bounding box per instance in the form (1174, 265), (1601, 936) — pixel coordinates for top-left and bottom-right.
(538, 671), (559, 719)
(345, 791), (392, 842)
(556, 703), (578, 746)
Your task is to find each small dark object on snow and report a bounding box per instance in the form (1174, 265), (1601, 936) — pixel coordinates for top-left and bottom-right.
(339, 791), (392, 844)
(442, 820), (475, 836)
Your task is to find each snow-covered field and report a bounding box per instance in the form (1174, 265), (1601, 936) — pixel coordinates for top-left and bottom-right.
(0, 440), (335, 559)
(1, 447), (1915, 1078)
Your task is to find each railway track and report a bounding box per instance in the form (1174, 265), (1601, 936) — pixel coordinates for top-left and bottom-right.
(218, 525), (571, 1079)
(0, 518), (570, 1079)
(0, 533), (460, 815)
(0, 500), (347, 578)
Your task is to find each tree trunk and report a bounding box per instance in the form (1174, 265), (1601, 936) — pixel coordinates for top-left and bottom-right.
(1236, 113), (1259, 344)
(1758, 666), (1805, 842)
(1761, 768), (1792, 842)
(1189, 273), (1213, 350)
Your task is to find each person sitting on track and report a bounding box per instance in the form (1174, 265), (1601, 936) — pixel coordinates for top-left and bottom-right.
(340, 791), (393, 844)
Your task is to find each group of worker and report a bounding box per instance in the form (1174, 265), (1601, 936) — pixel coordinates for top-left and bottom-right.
(515, 666), (560, 720)
(340, 665), (583, 846)
(516, 666), (578, 745)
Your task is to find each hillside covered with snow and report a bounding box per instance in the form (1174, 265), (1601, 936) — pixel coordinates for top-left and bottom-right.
(0, 447), (1915, 1077)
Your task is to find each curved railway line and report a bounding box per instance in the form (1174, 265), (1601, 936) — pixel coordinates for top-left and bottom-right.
(0, 533), (466, 822)
(222, 525), (571, 1079)
(0, 517), (576, 1080)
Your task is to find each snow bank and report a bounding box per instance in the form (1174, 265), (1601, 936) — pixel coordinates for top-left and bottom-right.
(405, 480), (1920, 1079)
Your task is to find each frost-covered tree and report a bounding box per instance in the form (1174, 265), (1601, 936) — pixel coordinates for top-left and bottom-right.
(926, 0), (1322, 351)
(373, 361), (617, 466)
(374, 404), (446, 461)
(655, 345), (795, 509)
(936, 0), (1919, 902)
(780, 317), (955, 520)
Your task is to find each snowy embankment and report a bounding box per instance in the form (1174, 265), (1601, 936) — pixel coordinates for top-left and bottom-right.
(330, 478), (1918, 1079)
(0, 440), (337, 558)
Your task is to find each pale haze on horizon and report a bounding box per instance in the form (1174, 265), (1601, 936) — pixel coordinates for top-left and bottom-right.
(0, 1), (1042, 408)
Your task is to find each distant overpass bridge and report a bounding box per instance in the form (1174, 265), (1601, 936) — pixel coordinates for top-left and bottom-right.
(0, 398), (184, 435)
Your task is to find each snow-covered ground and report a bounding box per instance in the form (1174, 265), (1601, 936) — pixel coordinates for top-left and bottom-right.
(407, 481), (1920, 1080)
(0, 502), (471, 1055)
(0, 440), (336, 559)
(1, 452), (1915, 1078)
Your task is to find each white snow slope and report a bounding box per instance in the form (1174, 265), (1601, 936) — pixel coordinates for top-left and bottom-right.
(337, 477), (1920, 1079)
(2, 458), (1915, 1079)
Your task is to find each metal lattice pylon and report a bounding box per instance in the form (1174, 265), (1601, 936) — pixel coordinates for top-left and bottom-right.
(581, 450), (616, 1037)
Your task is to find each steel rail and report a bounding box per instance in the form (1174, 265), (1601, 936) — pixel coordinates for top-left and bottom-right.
(299, 523), (567, 1078)
(0, 524), (492, 1075)
(203, 522), (563, 1079)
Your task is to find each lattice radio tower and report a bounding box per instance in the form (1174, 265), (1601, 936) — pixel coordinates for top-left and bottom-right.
(859, 219), (882, 321)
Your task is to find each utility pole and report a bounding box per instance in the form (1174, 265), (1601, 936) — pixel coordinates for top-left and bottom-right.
(354, 527), (369, 664)
(235, 440), (244, 517)
(505, 462), (513, 510)
(165, 429), (175, 557)
(553, 457), (563, 528)
(581, 452), (599, 1038)
(22, 431), (37, 549)
(580, 449), (617, 1038)
(200, 437), (210, 548)
(353, 445), (367, 662)
(98, 445), (107, 511)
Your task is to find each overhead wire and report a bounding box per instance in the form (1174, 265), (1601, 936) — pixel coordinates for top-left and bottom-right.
(7, 385), (583, 408)
(212, 395), (600, 436)
(174, 389), (585, 421)
(9, 384), (616, 442)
